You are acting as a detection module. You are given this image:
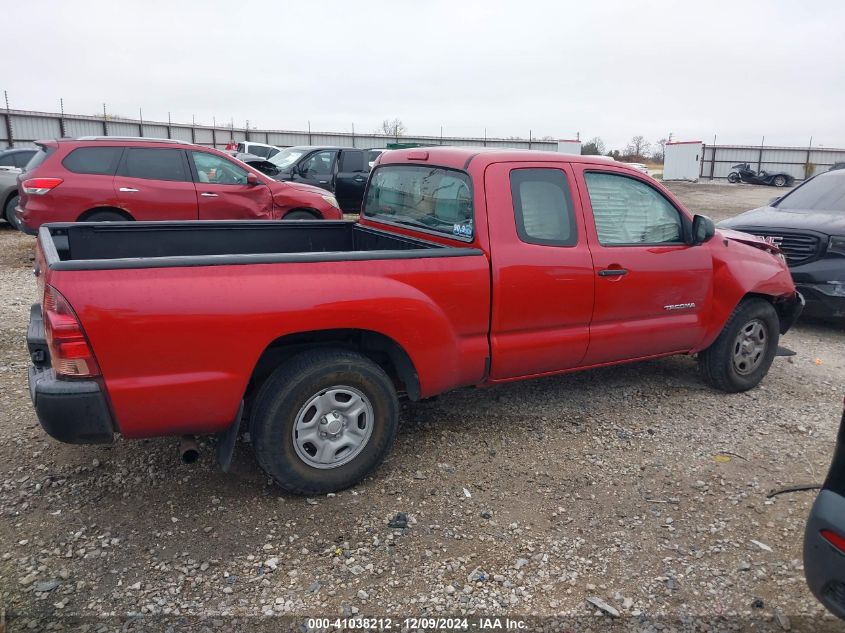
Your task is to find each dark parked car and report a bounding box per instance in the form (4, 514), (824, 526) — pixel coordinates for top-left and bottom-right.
(804, 398), (845, 620)
(245, 146), (370, 213)
(0, 147), (37, 172)
(727, 162), (795, 187)
(719, 168), (845, 318)
(830, 162), (845, 172)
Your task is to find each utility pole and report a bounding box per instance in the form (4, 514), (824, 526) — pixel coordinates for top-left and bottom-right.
(139, 108), (144, 137)
(59, 97), (67, 138)
(102, 103), (108, 136)
(3, 91), (12, 148)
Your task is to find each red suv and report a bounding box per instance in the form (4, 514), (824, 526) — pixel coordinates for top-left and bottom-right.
(15, 137), (343, 233)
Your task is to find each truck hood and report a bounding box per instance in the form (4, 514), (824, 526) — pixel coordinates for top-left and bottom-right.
(718, 205), (845, 236)
(716, 227), (783, 255)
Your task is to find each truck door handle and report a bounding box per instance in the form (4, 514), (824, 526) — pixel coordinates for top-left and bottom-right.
(118, 187), (139, 193)
(354, 176), (366, 182)
(318, 180), (328, 184)
(598, 268), (628, 277)
(200, 192), (219, 197)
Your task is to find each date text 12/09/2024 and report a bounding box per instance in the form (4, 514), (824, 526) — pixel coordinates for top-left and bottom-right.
(306, 617), (527, 630)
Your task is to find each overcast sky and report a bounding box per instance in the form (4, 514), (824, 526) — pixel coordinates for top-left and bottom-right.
(5, 1), (844, 150)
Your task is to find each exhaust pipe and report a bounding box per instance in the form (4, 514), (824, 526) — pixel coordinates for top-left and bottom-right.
(179, 435), (199, 464)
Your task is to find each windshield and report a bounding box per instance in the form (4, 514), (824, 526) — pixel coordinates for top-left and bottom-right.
(267, 147), (308, 169)
(777, 173), (845, 212)
(363, 165), (474, 240)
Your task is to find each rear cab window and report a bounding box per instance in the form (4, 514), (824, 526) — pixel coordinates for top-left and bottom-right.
(62, 146), (123, 175)
(363, 165), (473, 240)
(510, 168), (577, 246)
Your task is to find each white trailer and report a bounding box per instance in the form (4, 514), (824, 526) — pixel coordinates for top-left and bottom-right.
(664, 141), (703, 181)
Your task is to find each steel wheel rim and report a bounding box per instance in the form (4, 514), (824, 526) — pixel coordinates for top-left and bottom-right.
(292, 385), (374, 469)
(732, 318), (767, 375)
(774, 176), (785, 186)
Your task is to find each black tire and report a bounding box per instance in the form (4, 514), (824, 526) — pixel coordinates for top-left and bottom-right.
(4, 194), (21, 230)
(80, 210), (129, 222)
(251, 349), (399, 495)
(283, 210), (317, 220)
(698, 298), (780, 393)
(727, 172), (740, 184)
(773, 175), (787, 187)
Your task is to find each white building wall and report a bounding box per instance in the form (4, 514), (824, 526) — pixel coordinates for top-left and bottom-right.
(664, 141), (703, 181)
(557, 140), (582, 155)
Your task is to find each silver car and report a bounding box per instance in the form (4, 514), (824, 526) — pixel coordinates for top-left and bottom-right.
(1, 169), (20, 229)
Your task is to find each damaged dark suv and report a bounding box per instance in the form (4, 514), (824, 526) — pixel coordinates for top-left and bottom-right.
(719, 168), (845, 318)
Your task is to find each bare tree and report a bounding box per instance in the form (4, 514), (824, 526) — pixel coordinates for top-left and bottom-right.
(651, 137), (668, 163)
(379, 118), (406, 137)
(623, 135), (650, 161)
(582, 136), (606, 155)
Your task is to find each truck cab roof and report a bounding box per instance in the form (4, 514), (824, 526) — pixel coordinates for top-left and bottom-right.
(378, 146), (643, 174)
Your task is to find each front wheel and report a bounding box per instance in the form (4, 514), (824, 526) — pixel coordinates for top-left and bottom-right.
(727, 172), (740, 183)
(81, 210), (128, 222)
(283, 210), (317, 220)
(773, 175), (787, 187)
(698, 298), (780, 392)
(251, 349), (399, 494)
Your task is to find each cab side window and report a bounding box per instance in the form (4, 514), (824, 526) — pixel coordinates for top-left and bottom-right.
(301, 150), (336, 176)
(190, 152), (249, 185)
(510, 168), (577, 246)
(584, 172), (683, 245)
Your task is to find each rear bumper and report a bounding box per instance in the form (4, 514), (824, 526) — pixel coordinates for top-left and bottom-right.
(27, 304), (114, 444)
(16, 206), (38, 235)
(804, 489), (845, 619)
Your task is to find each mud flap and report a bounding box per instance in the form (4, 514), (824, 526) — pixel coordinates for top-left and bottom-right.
(216, 401), (244, 473)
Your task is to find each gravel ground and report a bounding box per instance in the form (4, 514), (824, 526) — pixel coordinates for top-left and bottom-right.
(1, 182), (844, 632)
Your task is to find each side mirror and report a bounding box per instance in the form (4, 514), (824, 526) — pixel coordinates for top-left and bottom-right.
(246, 173), (259, 186)
(691, 214), (716, 244)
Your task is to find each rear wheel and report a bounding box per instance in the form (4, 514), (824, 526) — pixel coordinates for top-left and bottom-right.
(4, 194), (21, 230)
(698, 298), (779, 392)
(81, 210), (129, 222)
(773, 175), (787, 187)
(251, 349), (398, 494)
(727, 172), (740, 183)
(284, 210), (317, 220)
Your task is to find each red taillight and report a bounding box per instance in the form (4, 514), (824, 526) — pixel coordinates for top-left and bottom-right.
(821, 529), (845, 554)
(23, 177), (63, 195)
(43, 285), (100, 378)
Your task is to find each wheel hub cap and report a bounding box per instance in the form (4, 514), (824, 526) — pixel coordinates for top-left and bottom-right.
(292, 386), (374, 469)
(732, 318), (767, 376)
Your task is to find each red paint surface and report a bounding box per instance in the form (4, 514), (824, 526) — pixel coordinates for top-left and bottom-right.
(40, 148), (797, 438)
(18, 139), (341, 231)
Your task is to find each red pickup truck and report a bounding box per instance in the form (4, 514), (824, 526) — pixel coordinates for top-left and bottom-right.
(27, 148), (803, 494)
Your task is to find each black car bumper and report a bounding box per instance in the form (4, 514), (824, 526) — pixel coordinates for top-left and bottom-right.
(27, 304), (114, 444)
(795, 283), (845, 319)
(791, 257), (845, 319)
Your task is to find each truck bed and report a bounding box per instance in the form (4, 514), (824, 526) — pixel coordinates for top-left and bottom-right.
(41, 220), (476, 270)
